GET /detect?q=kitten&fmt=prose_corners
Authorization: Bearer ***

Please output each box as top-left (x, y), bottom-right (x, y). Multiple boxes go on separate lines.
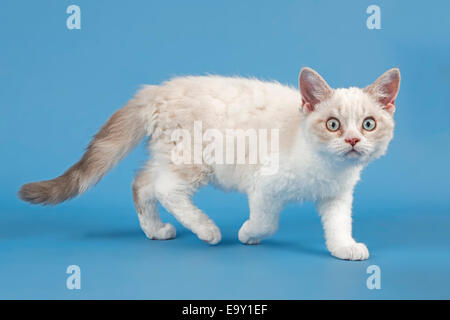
top-left (19, 67), bottom-right (400, 260)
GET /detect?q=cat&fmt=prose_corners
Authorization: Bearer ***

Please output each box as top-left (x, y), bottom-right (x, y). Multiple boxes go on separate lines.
top-left (18, 67), bottom-right (400, 260)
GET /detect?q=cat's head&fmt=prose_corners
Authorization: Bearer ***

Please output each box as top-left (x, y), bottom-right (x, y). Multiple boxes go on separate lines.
top-left (299, 67), bottom-right (400, 165)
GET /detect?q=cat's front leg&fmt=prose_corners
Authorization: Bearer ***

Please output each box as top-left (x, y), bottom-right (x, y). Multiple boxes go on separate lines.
top-left (238, 192), bottom-right (283, 245)
top-left (316, 193), bottom-right (369, 261)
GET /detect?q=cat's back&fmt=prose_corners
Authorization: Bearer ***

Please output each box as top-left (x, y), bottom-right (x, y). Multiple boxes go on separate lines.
top-left (161, 75), bottom-right (297, 100)
top-left (144, 75), bottom-right (301, 131)
top-left (158, 75), bottom-right (299, 112)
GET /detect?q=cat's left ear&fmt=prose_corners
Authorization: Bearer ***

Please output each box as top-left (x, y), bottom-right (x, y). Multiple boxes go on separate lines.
top-left (299, 67), bottom-right (333, 112)
top-left (364, 68), bottom-right (401, 115)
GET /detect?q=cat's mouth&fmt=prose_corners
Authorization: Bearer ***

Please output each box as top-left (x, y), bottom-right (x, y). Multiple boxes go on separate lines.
top-left (345, 149), bottom-right (361, 158)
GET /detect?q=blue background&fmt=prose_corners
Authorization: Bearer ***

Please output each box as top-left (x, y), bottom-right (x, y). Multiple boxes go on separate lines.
top-left (1, 0), bottom-right (449, 299)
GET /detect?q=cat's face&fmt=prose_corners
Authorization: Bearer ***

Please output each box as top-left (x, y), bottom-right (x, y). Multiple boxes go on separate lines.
top-left (299, 68), bottom-right (400, 165)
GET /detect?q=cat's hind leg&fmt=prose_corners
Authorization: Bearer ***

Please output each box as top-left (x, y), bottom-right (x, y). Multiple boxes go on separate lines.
top-left (238, 192), bottom-right (283, 245)
top-left (154, 167), bottom-right (221, 245)
top-left (133, 168), bottom-right (176, 240)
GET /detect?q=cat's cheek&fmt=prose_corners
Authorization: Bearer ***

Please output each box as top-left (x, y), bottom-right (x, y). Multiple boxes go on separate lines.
top-left (309, 121), bottom-right (335, 144)
top-left (369, 140), bottom-right (391, 159)
top-left (367, 127), bottom-right (394, 144)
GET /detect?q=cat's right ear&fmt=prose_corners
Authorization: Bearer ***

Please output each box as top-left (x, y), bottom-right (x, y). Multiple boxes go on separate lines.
top-left (364, 68), bottom-right (400, 115)
top-left (299, 67), bottom-right (333, 112)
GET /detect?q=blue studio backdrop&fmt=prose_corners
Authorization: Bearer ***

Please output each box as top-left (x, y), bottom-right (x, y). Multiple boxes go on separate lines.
top-left (1, 0), bottom-right (449, 299)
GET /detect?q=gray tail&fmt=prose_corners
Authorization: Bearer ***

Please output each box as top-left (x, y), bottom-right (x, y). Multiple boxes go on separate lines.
top-left (19, 99), bottom-right (147, 205)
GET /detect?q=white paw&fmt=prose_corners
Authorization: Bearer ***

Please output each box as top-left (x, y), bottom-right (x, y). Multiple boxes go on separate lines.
top-left (239, 235), bottom-right (261, 245)
top-left (142, 223), bottom-right (176, 240)
top-left (196, 224), bottom-right (222, 245)
top-left (153, 223), bottom-right (176, 240)
top-left (238, 221), bottom-right (261, 245)
top-left (331, 242), bottom-right (370, 261)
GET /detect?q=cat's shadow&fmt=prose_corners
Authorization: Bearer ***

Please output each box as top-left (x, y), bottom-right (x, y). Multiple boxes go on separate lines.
top-left (84, 228), bottom-right (188, 241)
top-left (260, 239), bottom-right (329, 257)
top-left (84, 228), bottom-right (150, 240)
top-left (84, 228), bottom-right (329, 258)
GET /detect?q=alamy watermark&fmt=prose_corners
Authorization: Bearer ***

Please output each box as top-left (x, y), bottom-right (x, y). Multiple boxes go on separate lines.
top-left (66, 5), bottom-right (81, 30)
top-left (366, 265), bottom-right (381, 290)
top-left (66, 265), bottom-right (81, 290)
top-left (366, 5), bottom-right (381, 30)
top-left (170, 121), bottom-right (280, 175)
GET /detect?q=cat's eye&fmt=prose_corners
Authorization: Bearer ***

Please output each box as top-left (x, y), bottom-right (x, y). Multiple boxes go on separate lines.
top-left (362, 117), bottom-right (376, 131)
top-left (326, 118), bottom-right (340, 132)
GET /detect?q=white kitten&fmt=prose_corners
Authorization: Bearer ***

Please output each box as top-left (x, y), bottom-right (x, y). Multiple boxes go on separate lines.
top-left (19, 67), bottom-right (400, 260)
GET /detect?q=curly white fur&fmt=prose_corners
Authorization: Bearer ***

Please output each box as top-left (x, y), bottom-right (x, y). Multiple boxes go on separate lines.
top-left (20, 67), bottom-right (400, 261)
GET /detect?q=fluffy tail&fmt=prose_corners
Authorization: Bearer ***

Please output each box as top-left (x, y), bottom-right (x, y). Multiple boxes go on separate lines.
top-left (19, 99), bottom-right (148, 205)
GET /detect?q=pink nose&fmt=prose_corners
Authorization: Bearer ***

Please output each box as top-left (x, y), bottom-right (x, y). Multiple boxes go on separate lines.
top-left (345, 138), bottom-right (360, 146)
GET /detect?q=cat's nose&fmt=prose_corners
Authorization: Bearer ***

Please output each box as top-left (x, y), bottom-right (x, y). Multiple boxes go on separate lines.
top-left (345, 137), bottom-right (360, 146)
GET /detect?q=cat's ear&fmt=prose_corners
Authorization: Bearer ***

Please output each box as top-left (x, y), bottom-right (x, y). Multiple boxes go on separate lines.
top-left (299, 67), bottom-right (333, 112)
top-left (364, 68), bottom-right (401, 115)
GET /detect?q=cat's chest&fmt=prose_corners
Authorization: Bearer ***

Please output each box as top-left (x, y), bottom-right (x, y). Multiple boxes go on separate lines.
top-left (263, 162), bottom-right (358, 202)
